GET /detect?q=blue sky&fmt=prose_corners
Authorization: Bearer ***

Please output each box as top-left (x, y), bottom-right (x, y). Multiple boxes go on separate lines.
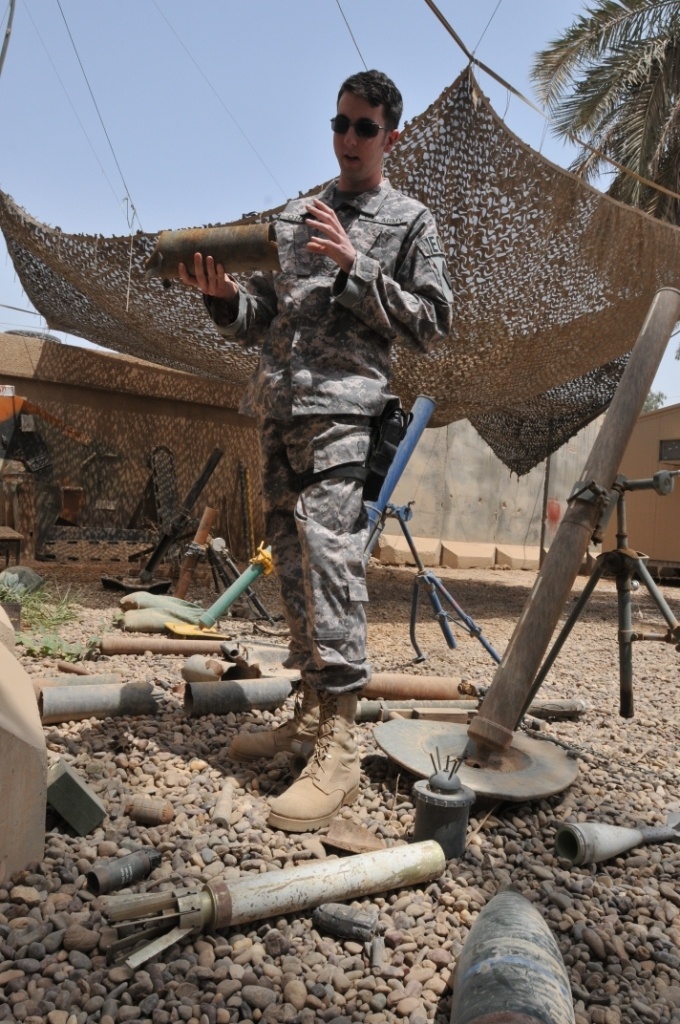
top-left (1, 0), bottom-right (679, 406)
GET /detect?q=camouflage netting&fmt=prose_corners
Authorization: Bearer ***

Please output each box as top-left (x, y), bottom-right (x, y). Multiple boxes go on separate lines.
top-left (3, 69), bottom-right (680, 475)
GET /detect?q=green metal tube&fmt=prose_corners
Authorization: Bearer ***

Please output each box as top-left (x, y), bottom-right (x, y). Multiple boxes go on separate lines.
top-left (199, 547), bottom-right (271, 628)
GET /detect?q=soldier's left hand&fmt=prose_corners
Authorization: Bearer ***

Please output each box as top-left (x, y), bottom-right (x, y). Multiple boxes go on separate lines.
top-left (305, 199), bottom-right (356, 273)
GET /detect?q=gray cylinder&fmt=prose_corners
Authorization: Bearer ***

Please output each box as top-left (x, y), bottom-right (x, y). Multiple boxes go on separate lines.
top-left (412, 777), bottom-right (475, 859)
top-left (37, 681), bottom-right (158, 724)
top-left (450, 888), bottom-right (574, 1024)
top-left (184, 677), bottom-right (293, 717)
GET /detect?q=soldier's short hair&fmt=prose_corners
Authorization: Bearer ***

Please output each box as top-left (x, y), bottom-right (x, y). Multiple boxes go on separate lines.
top-left (337, 70), bottom-right (403, 130)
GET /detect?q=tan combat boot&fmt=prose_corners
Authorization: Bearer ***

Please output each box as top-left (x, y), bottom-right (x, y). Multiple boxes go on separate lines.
top-left (227, 682), bottom-right (320, 763)
top-left (267, 691), bottom-right (360, 832)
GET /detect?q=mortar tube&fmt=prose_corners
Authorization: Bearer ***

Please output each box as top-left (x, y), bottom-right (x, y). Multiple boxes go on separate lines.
top-left (184, 677), bottom-right (294, 717)
top-left (205, 840), bottom-right (445, 930)
top-left (99, 635), bottom-right (229, 656)
top-left (467, 287), bottom-right (680, 757)
top-left (36, 681), bottom-right (158, 724)
top-left (198, 547), bottom-right (271, 629)
top-left (450, 888), bottom-right (575, 1024)
top-left (555, 821), bottom-right (679, 866)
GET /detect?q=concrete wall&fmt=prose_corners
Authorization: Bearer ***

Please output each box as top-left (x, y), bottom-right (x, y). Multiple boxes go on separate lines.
top-left (383, 414), bottom-right (604, 550)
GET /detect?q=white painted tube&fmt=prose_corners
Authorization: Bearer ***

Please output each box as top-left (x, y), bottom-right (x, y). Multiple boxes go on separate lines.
top-left (207, 840), bottom-right (445, 929)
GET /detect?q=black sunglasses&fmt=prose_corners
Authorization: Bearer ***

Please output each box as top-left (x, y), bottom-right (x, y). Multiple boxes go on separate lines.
top-left (330, 114), bottom-right (388, 139)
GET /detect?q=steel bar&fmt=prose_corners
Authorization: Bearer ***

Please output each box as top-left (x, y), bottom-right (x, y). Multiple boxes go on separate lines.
top-left (467, 287), bottom-right (680, 757)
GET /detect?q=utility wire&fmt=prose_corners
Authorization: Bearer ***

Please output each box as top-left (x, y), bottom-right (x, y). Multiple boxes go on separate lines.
top-left (150, 0), bottom-right (287, 201)
top-left (55, 0), bottom-right (143, 231)
top-left (22, 2), bottom-right (126, 219)
top-left (471, 0), bottom-right (504, 57)
top-left (1, 302), bottom-right (40, 315)
top-left (0, 0), bottom-right (15, 80)
top-left (335, 0), bottom-right (368, 70)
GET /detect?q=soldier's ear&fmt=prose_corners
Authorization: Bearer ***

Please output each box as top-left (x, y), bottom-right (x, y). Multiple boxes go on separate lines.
top-left (384, 129), bottom-right (400, 155)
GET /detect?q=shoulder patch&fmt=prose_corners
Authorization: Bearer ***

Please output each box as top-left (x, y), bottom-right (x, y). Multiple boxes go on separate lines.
top-left (418, 235), bottom-right (447, 259)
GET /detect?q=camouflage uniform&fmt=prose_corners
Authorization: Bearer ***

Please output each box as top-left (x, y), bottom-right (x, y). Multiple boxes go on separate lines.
top-left (206, 179), bottom-right (452, 693)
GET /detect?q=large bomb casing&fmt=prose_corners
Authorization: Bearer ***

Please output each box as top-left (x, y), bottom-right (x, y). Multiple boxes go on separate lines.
top-left (450, 888), bottom-right (574, 1024)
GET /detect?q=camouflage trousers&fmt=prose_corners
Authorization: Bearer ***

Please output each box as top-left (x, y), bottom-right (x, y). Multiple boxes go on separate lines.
top-left (260, 414), bottom-right (373, 694)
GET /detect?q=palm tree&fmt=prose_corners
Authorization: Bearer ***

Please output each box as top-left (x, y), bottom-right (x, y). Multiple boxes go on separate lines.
top-left (532, 0), bottom-right (680, 224)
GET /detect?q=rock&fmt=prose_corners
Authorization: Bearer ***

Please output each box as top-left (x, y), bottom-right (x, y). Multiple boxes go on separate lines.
top-left (283, 980), bottom-right (307, 1011)
top-left (241, 984), bottom-right (278, 1010)
top-left (63, 924), bottom-right (99, 952)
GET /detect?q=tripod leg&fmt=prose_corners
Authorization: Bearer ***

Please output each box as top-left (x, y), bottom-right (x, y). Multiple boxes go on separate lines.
top-left (430, 576), bottom-right (501, 664)
top-left (635, 559), bottom-right (680, 638)
top-left (409, 577), bottom-right (427, 662)
top-left (617, 564), bottom-right (634, 718)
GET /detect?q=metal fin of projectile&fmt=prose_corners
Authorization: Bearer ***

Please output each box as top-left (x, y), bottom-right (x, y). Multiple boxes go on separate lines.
top-left (126, 925), bottom-right (196, 970)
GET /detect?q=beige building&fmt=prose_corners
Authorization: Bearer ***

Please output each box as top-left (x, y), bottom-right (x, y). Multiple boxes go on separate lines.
top-left (602, 403), bottom-right (680, 577)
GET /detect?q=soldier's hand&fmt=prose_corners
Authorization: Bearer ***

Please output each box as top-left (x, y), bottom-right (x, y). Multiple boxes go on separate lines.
top-left (305, 199), bottom-right (356, 273)
top-left (178, 253), bottom-right (239, 300)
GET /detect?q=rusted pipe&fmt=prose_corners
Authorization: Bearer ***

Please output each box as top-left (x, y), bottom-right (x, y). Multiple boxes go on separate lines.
top-left (174, 506), bottom-right (218, 599)
top-left (365, 673), bottom-right (473, 700)
top-left (99, 635), bottom-right (229, 656)
top-left (145, 223), bottom-right (280, 280)
top-left (468, 287), bottom-right (680, 757)
top-left (36, 681), bottom-right (158, 724)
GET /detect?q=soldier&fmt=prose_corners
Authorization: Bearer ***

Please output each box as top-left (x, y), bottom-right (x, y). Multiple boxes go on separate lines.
top-left (179, 69), bottom-right (453, 832)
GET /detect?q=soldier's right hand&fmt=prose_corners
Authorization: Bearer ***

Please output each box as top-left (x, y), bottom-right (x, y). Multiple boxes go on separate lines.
top-left (178, 253), bottom-right (239, 301)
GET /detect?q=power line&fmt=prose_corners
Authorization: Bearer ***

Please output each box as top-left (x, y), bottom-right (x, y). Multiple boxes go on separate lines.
top-left (0, 302), bottom-right (39, 315)
top-left (471, 0), bottom-right (505, 57)
top-left (150, 0), bottom-right (288, 201)
top-left (334, 0), bottom-right (368, 70)
top-left (55, 0), bottom-right (142, 231)
top-left (22, 2), bottom-right (126, 219)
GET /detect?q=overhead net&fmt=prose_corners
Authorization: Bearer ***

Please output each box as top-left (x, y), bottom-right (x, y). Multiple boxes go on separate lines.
top-left (3, 69), bottom-right (680, 475)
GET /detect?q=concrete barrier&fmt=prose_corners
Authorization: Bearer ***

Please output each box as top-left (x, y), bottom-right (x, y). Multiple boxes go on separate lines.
top-left (441, 541), bottom-right (496, 569)
top-left (376, 535), bottom-right (441, 567)
top-left (494, 544), bottom-right (541, 570)
top-left (0, 641), bottom-right (47, 883)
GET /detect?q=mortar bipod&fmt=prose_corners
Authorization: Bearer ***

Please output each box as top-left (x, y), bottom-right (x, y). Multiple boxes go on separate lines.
top-left (520, 469), bottom-right (680, 721)
top-left (383, 499), bottom-right (501, 665)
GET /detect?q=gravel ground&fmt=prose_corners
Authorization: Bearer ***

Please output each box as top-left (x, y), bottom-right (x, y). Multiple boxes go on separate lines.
top-left (2, 556), bottom-right (680, 1024)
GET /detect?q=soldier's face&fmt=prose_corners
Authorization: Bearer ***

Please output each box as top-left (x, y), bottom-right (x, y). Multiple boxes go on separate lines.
top-left (333, 91), bottom-right (399, 192)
